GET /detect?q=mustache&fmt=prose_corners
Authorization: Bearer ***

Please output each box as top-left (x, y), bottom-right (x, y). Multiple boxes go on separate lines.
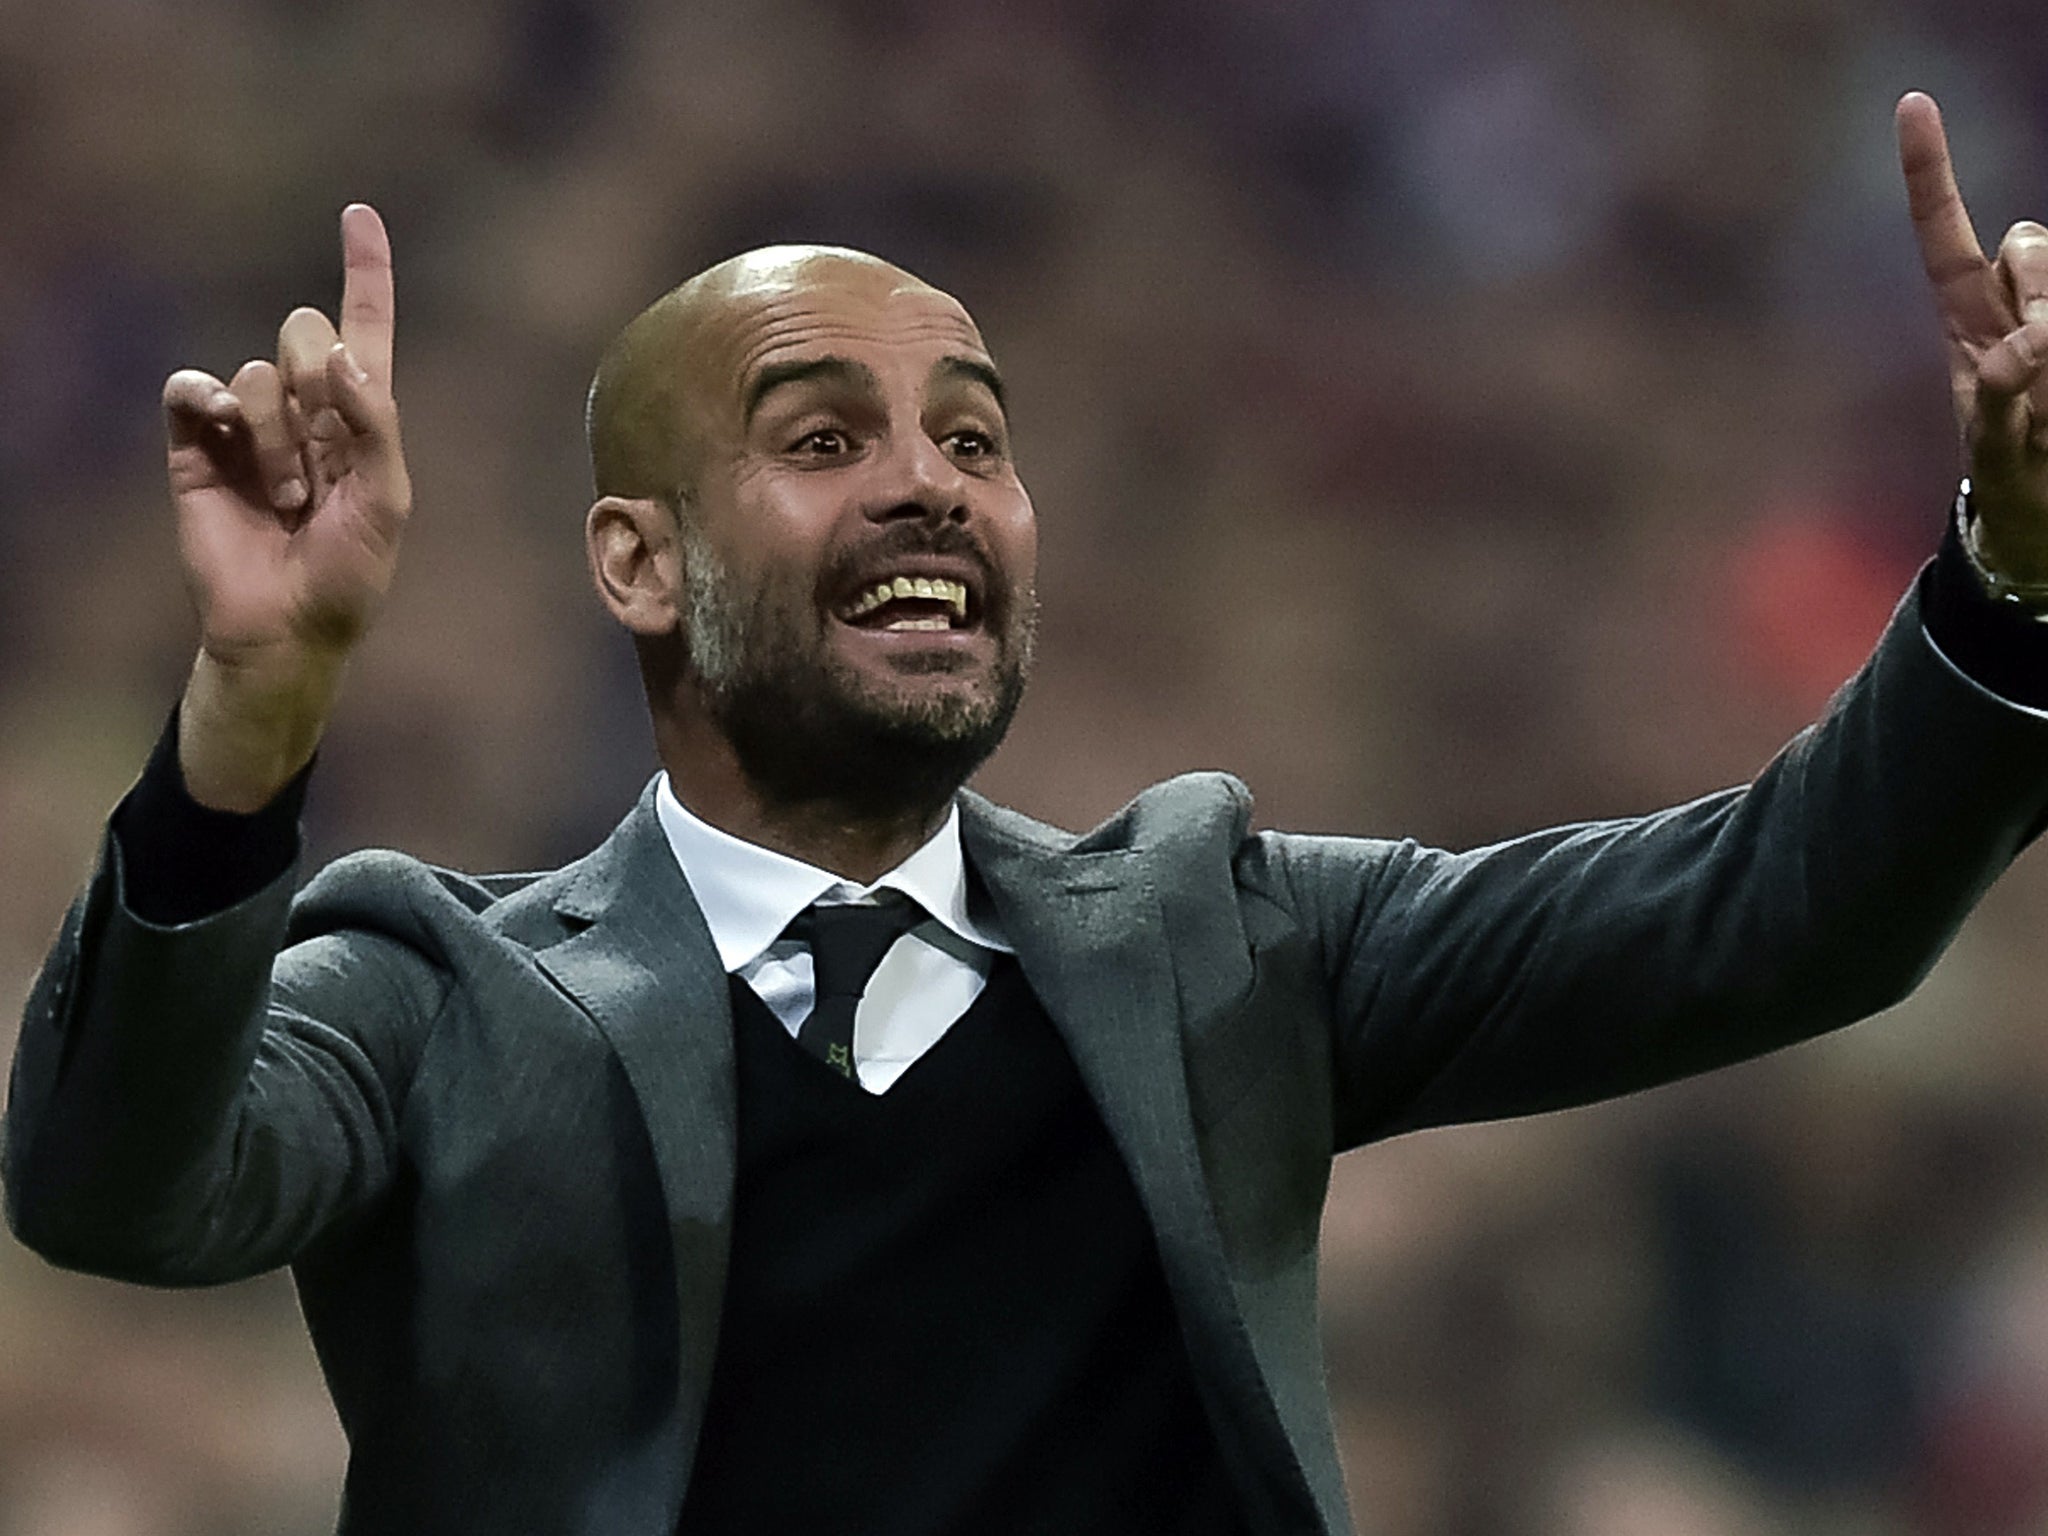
top-left (826, 521), bottom-right (1008, 604)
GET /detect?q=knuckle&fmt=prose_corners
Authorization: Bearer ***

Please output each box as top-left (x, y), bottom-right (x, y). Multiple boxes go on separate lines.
top-left (280, 306), bottom-right (337, 349)
top-left (2005, 229), bottom-right (2048, 265)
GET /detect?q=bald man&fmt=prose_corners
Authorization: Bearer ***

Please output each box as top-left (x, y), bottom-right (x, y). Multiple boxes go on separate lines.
top-left (582, 242), bottom-right (1040, 876)
top-left (12, 95), bottom-right (2048, 1536)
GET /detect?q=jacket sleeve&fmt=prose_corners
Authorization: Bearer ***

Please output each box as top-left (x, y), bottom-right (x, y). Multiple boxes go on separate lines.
top-left (1257, 566), bottom-right (2048, 1152)
top-left (3, 830), bottom-right (444, 1286)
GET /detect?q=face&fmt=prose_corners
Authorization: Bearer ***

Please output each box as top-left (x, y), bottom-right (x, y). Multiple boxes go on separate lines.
top-left (669, 256), bottom-right (1039, 814)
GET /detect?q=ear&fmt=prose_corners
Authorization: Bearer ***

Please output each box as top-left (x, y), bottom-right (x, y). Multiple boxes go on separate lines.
top-left (586, 495), bottom-right (680, 637)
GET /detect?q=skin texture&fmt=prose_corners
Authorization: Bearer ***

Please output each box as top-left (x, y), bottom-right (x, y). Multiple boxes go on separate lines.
top-left (160, 95), bottom-right (2048, 869)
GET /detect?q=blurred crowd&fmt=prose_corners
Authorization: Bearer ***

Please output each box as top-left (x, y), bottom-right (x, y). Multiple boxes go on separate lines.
top-left (4, 0), bottom-right (2048, 1531)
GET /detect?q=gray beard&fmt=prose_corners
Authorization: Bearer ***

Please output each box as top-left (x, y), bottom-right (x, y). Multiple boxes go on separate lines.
top-left (681, 525), bottom-right (748, 691)
top-left (678, 519), bottom-right (1033, 816)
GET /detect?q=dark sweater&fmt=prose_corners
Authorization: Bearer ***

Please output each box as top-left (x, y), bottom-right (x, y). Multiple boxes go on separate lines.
top-left (674, 966), bottom-right (1246, 1535)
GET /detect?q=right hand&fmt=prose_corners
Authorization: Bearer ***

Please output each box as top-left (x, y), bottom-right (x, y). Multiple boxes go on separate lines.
top-left (164, 204), bottom-right (410, 810)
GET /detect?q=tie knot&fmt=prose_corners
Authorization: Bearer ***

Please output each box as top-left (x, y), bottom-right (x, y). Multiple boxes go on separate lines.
top-left (799, 893), bottom-right (923, 1003)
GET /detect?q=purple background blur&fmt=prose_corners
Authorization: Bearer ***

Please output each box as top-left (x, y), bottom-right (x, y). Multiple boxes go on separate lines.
top-left (5, 1), bottom-right (2048, 1532)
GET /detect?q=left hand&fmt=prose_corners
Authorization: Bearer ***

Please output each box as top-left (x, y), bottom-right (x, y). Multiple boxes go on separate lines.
top-left (1898, 90), bottom-right (2048, 583)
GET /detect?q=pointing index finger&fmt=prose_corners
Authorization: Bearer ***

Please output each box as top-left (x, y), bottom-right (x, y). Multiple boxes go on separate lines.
top-left (1898, 91), bottom-right (2009, 342)
top-left (338, 203), bottom-right (395, 389)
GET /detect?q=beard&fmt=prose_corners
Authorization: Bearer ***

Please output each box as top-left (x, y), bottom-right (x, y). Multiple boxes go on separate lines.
top-left (679, 518), bottom-right (1035, 818)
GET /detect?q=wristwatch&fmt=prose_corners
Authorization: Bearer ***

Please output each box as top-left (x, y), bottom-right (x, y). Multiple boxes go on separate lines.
top-left (1956, 480), bottom-right (2048, 619)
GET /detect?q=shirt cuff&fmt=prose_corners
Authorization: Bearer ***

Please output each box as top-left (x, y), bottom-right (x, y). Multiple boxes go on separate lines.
top-left (109, 707), bottom-right (312, 926)
top-left (1920, 508), bottom-right (2048, 712)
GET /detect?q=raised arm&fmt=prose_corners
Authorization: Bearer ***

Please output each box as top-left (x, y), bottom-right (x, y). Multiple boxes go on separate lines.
top-left (3, 208), bottom-right (428, 1283)
top-left (167, 202), bottom-right (410, 810)
top-left (1263, 97), bottom-right (2048, 1149)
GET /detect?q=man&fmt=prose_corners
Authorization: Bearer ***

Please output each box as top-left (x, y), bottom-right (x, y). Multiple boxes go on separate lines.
top-left (6, 92), bottom-right (2048, 1535)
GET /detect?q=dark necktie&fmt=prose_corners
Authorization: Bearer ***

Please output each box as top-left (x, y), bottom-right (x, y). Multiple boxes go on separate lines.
top-left (794, 894), bottom-right (922, 1079)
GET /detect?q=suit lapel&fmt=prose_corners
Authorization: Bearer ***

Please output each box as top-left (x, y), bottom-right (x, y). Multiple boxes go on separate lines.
top-left (959, 794), bottom-right (1297, 1502)
top-left (534, 784), bottom-right (736, 1468)
top-left (962, 827), bottom-right (1215, 1262)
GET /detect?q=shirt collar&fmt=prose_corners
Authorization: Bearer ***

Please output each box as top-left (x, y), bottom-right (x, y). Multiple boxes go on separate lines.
top-left (654, 774), bottom-right (1012, 974)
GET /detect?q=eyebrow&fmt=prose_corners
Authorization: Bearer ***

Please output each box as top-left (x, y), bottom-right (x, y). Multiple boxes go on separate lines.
top-left (934, 354), bottom-right (1008, 418)
top-left (740, 351), bottom-right (1010, 429)
top-left (742, 356), bottom-right (878, 428)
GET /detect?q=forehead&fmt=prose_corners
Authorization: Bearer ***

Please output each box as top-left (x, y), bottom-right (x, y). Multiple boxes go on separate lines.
top-left (702, 260), bottom-right (992, 398)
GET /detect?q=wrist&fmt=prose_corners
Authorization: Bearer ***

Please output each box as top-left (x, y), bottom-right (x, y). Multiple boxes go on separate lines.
top-left (1956, 480), bottom-right (2048, 617)
top-left (178, 645), bottom-right (347, 812)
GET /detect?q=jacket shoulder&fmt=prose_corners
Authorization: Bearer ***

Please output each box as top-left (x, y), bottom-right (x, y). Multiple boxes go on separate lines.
top-left (284, 846), bottom-right (585, 956)
top-left (284, 782), bottom-right (669, 956)
top-left (963, 770), bottom-right (1255, 860)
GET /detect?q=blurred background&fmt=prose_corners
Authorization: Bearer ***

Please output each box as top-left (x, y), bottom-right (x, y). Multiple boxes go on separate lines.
top-left (2, 0), bottom-right (2047, 1531)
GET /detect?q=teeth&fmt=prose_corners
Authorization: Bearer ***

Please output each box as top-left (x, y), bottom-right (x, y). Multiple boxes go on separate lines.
top-left (886, 616), bottom-right (952, 631)
top-left (844, 576), bottom-right (971, 621)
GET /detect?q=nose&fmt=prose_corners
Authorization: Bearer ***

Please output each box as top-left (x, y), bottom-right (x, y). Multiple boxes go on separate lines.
top-left (865, 427), bottom-right (970, 526)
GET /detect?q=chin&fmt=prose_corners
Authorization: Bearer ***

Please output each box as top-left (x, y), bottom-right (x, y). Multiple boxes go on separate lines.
top-left (866, 675), bottom-right (1004, 740)
top-left (716, 663), bottom-right (1025, 817)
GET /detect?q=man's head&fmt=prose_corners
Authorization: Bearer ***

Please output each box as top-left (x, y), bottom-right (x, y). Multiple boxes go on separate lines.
top-left (584, 246), bottom-right (1037, 824)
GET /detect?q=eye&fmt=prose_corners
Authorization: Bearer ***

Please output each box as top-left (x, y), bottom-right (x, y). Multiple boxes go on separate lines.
top-left (793, 428), bottom-right (853, 456)
top-left (945, 429), bottom-right (1000, 460)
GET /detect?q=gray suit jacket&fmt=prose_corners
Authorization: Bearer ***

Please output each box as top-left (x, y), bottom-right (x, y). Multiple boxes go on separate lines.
top-left (9, 582), bottom-right (2048, 1535)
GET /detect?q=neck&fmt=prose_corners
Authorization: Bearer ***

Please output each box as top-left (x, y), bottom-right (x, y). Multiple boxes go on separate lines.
top-left (658, 727), bottom-right (952, 885)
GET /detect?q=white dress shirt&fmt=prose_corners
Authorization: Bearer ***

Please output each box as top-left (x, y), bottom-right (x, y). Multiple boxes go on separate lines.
top-left (654, 776), bottom-right (1013, 1093)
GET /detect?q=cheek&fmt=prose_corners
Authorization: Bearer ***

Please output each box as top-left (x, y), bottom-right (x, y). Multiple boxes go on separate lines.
top-left (995, 485), bottom-right (1039, 584)
top-left (726, 473), bottom-right (844, 575)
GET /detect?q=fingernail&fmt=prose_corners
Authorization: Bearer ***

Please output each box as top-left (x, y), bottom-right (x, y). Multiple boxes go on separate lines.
top-left (277, 477), bottom-right (308, 509)
top-left (339, 345), bottom-right (368, 384)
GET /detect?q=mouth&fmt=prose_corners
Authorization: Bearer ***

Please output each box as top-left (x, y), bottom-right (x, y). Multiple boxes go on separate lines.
top-left (836, 573), bottom-right (976, 634)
